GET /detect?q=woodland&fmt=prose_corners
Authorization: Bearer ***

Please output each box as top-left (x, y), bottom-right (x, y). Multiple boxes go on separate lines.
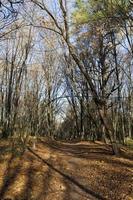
top-left (0, 0), bottom-right (133, 199)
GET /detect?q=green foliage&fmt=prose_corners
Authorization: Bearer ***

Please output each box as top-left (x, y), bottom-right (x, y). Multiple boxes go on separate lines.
top-left (73, 0), bottom-right (131, 25)
top-left (73, 0), bottom-right (89, 24)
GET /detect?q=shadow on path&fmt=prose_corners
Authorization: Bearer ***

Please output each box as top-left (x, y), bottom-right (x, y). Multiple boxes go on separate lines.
top-left (40, 140), bottom-right (113, 156)
top-left (0, 152), bottom-right (23, 199)
top-left (28, 147), bottom-right (105, 200)
top-left (40, 140), bottom-right (133, 168)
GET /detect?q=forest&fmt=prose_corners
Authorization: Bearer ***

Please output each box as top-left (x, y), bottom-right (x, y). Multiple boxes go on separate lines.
top-left (0, 0), bottom-right (133, 199)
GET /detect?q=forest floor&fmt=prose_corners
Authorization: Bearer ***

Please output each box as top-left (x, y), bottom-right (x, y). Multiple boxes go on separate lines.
top-left (0, 139), bottom-right (133, 200)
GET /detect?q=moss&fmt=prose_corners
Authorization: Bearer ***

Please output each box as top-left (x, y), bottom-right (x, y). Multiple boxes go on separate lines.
top-left (125, 137), bottom-right (133, 149)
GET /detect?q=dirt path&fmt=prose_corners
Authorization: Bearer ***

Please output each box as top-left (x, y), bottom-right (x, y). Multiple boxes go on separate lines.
top-left (0, 140), bottom-right (133, 200)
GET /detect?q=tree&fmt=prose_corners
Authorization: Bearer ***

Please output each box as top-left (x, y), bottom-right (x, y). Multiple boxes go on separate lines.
top-left (29, 0), bottom-right (133, 154)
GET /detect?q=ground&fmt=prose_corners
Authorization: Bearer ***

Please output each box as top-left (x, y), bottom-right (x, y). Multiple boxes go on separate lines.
top-left (0, 139), bottom-right (133, 200)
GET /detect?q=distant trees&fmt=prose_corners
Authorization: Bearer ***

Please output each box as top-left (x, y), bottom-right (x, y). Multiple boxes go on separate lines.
top-left (0, 21), bottom-right (63, 140)
top-left (0, 25), bottom-right (32, 138)
top-left (28, 0), bottom-right (133, 154)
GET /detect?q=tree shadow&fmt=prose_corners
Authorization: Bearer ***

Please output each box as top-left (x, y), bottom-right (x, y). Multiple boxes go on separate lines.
top-left (63, 179), bottom-right (95, 200)
top-left (40, 140), bottom-right (113, 155)
top-left (28, 147), bottom-right (105, 200)
top-left (36, 168), bottom-right (53, 200)
top-left (0, 152), bottom-right (24, 199)
top-left (21, 157), bottom-right (35, 200)
top-left (40, 140), bottom-right (133, 168)
top-left (1, 140), bottom-right (131, 199)
top-left (14, 153), bottom-right (53, 200)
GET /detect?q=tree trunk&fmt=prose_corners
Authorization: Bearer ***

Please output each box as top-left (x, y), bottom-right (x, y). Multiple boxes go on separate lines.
top-left (98, 104), bottom-right (120, 155)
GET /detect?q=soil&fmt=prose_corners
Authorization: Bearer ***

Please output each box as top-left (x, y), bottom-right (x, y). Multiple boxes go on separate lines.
top-left (0, 139), bottom-right (133, 200)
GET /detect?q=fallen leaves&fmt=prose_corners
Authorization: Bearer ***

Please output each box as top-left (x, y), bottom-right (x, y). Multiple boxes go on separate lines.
top-left (0, 140), bottom-right (132, 200)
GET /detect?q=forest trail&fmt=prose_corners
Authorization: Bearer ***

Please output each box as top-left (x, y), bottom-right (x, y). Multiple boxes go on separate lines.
top-left (0, 139), bottom-right (133, 200)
